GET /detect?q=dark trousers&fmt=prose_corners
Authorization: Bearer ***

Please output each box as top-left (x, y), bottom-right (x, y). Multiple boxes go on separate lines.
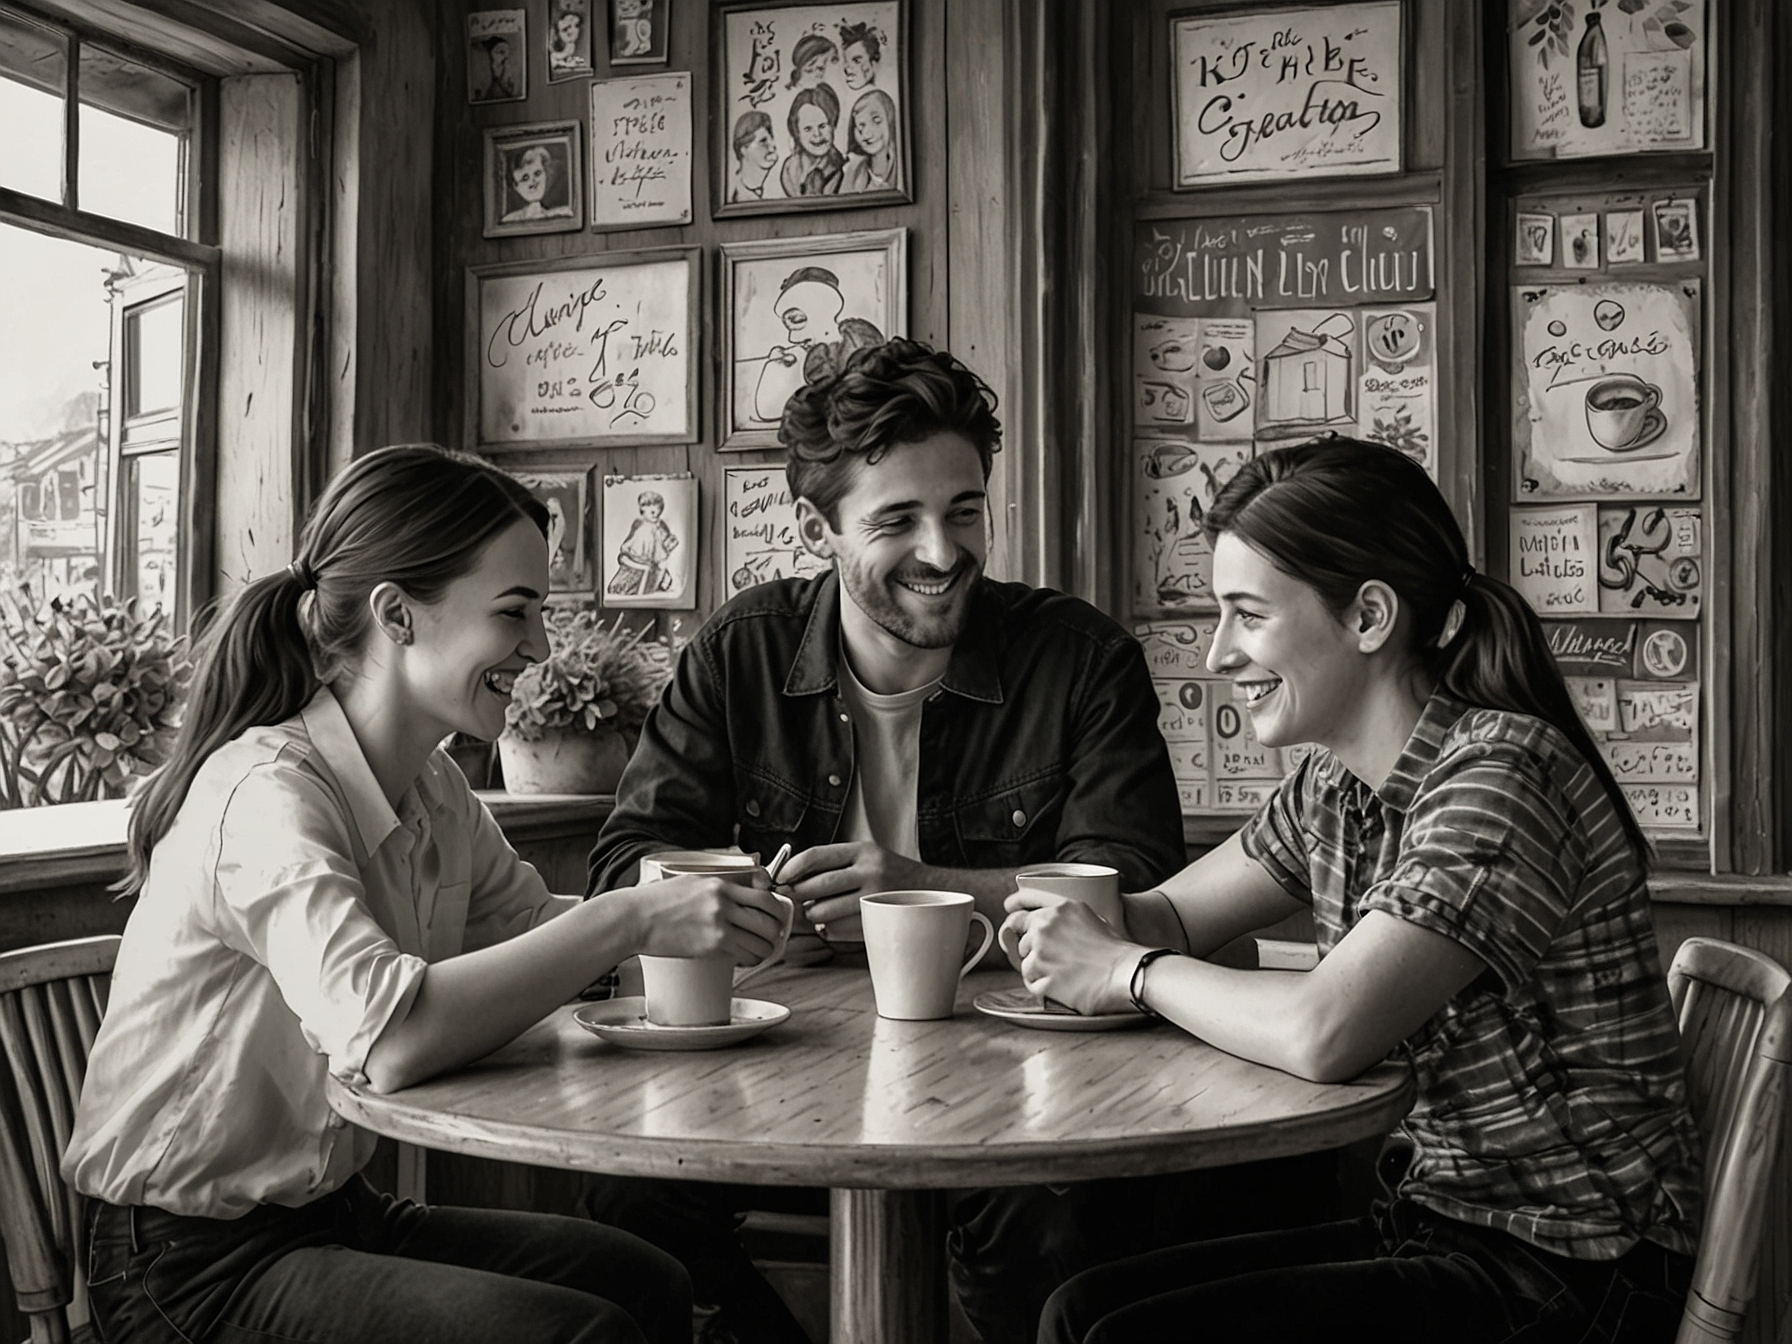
top-left (87, 1174), bottom-right (692, 1344)
top-left (1039, 1198), bottom-right (1694, 1344)
top-left (579, 1151), bottom-right (1337, 1344)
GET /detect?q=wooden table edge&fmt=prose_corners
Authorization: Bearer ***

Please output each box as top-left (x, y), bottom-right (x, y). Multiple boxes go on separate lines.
top-left (326, 1063), bottom-right (1415, 1190)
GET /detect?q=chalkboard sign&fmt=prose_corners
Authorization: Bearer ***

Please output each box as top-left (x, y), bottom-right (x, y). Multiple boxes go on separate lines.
top-left (1170, 2), bottom-right (1403, 187)
top-left (466, 248), bottom-right (699, 449)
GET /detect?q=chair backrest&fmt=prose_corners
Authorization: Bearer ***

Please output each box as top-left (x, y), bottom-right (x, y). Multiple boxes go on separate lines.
top-left (0, 936), bottom-right (119, 1344)
top-left (1670, 936), bottom-right (1792, 1344)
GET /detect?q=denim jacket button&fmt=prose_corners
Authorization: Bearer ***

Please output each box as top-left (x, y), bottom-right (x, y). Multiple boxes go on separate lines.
top-left (828, 773), bottom-right (843, 788)
top-left (746, 799), bottom-right (761, 817)
top-left (1012, 809), bottom-right (1027, 829)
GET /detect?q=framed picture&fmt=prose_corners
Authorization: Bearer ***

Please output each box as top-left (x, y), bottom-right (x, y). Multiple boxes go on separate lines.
top-left (513, 471), bottom-right (593, 594)
top-left (720, 227), bottom-right (906, 450)
top-left (546, 0), bottom-right (595, 82)
top-left (601, 472), bottom-right (697, 609)
top-left (589, 73), bottom-right (692, 229)
top-left (468, 9), bottom-right (527, 104)
top-left (609, 0), bottom-right (671, 65)
top-left (713, 0), bottom-right (909, 217)
top-left (466, 247), bottom-right (700, 450)
top-left (482, 121), bottom-right (584, 238)
top-left (1169, 2), bottom-right (1402, 187)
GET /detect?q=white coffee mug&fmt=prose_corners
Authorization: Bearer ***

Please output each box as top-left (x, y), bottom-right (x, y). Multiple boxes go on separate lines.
top-left (859, 890), bottom-right (996, 1021)
top-left (641, 853), bottom-right (795, 998)
top-left (1014, 862), bottom-right (1124, 929)
top-left (638, 954), bottom-right (737, 1026)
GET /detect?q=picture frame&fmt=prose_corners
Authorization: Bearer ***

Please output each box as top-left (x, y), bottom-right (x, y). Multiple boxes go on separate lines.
top-left (468, 9), bottom-right (527, 104)
top-left (466, 246), bottom-right (701, 450)
top-left (712, 0), bottom-right (910, 217)
top-left (512, 470), bottom-right (594, 594)
top-left (1169, 2), bottom-right (1403, 187)
top-left (601, 472), bottom-right (698, 609)
top-left (482, 120), bottom-right (585, 239)
top-left (545, 0), bottom-right (596, 82)
top-left (608, 0), bottom-right (671, 65)
top-left (720, 227), bottom-right (906, 450)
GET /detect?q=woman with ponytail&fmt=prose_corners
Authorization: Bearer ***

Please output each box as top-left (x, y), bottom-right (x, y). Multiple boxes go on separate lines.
top-left (63, 445), bottom-right (788, 1344)
top-left (1009, 438), bottom-right (1702, 1344)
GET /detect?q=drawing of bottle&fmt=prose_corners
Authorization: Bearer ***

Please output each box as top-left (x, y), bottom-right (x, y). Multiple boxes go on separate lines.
top-left (1577, 11), bottom-right (1608, 128)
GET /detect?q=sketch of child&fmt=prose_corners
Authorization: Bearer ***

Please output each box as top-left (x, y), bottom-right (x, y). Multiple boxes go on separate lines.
top-left (500, 144), bottom-right (573, 223)
top-left (839, 21), bottom-right (881, 90)
top-left (841, 88), bottom-right (897, 193)
top-left (779, 84), bottom-right (844, 197)
top-left (729, 110), bottom-right (779, 202)
top-left (613, 0), bottom-right (654, 59)
top-left (788, 32), bottom-right (838, 89)
top-left (607, 490), bottom-right (678, 596)
top-left (548, 8), bottom-right (586, 73)
top-left (751, 267), bottom-right (886, 422)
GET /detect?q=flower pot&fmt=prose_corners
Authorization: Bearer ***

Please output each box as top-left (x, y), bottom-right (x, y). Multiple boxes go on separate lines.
top-left (497, 727), bottom-right (631, 795)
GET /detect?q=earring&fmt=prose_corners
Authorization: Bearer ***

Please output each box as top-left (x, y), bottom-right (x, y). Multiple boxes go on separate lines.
top-left (393, 625), bottom-right (414, 646)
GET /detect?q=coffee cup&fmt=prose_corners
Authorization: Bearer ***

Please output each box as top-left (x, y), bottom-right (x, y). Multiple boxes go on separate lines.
top-left (644, 855), bottom-right (796, 999)
top-left (1584, 374), bottom-right (1662, 451)
top-left (859, 890), bottom-right (996, 1021)
top-left (1014, 862), bottom-right (1124, 930)
top-left (638, 952), bottom-right (737, 1027)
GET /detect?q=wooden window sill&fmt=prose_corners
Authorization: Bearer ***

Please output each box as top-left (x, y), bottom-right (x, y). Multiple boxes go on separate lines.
top-left (0, 792), bottom-right (615, 896)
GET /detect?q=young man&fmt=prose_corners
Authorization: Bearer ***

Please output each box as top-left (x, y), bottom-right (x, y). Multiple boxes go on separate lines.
top-left (584, 339), bottom-right (1318, 1344)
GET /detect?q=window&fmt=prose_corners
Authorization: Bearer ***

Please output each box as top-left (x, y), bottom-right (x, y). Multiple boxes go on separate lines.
top-left (0, 2), bottom-right (211, 627)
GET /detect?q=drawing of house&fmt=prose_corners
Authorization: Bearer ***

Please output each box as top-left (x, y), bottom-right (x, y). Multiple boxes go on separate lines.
top-left (1260, 313), bottom-right (1354, 427)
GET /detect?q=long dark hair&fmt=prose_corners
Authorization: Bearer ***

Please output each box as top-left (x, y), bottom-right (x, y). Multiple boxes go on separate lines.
top-left (1204, 437), bottom-right (1651, 865)
top-left (122, 444), bottom-right (548, 893)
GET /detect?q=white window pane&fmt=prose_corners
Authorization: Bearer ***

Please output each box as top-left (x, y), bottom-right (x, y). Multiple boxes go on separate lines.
top-left (131, 451), bottom-right (179, 614)
top-left (77, 45), bottom-right (191, 235)
top-left (126, 294), bottom-right (184, 417)
top-left (0, 76), bottom-right (64, 202)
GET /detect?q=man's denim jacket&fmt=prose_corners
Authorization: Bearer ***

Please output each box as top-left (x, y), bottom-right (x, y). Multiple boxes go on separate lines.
top-left (586, 572), bottom-right (1186, 895)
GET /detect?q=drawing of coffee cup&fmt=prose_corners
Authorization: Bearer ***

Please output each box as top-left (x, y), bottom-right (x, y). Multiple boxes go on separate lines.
top-left (1584, 374), bottom-right (1663, 451)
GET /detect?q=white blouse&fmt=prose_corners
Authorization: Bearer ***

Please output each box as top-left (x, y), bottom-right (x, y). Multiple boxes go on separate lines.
top-left (63, 687), bottom-right (576, 1217)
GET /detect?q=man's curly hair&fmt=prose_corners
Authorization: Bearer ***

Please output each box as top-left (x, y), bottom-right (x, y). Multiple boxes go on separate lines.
top-left (779, 337), bottom-right (1002, 526)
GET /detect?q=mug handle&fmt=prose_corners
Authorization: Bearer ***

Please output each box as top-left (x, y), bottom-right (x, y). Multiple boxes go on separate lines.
top-left (733, 891), bottom-right (797, 990)
top-left (957, 911), bottom-right (996, 982)
top-left (1641, 382), bottom-right (1663, 413)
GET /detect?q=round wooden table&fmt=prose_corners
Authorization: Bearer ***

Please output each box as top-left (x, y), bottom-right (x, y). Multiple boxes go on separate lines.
top-left (328, 962), bottom-right (1413, 1343)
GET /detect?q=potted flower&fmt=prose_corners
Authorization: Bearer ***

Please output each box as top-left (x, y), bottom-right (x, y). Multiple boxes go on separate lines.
top-left (0, 590), bottom-right (192, 808)
top-left (497, 606), bottom-right (671, 795)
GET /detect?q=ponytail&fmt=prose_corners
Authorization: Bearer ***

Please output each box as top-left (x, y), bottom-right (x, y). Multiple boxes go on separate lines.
top-left (119, 444), bottom-right (548, 896)
top-left (1206, 437), bottom-right (1652, 869)
top-left (121, 570), bottom-right (318, 892)
top-left (1437, 573), bottom-right (1652, 865)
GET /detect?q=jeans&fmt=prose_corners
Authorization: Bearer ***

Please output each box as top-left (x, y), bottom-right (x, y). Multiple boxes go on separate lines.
top-left (1039, 1197), bottom-right (1694, 1344)
top-left (580, 1151), bottom-right (1336, 1344)
top-left (87, 1174), bottom-right (692, 1344)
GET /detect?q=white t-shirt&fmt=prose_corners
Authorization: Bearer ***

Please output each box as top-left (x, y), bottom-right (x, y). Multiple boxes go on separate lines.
top-left (837, 651), bottom-right (941, 860)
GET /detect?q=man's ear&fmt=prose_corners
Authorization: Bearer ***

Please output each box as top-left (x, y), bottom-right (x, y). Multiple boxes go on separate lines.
top-left (793, 497), bottom-right (838, 561)
top-left (368, 582), bottom-right (415, 648)
top-left (1351, 580), bottom-right (1400, 654)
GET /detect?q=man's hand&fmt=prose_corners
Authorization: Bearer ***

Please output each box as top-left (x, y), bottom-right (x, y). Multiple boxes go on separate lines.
top-left (1000, 888), bottom-right (1141, 1017)
top-left (775, 841), bottom-right (929, 941)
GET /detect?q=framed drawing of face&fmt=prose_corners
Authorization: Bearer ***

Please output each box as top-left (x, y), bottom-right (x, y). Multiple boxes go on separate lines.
top-left (468, 9), bottom-right (527, 104)
top-left (483, 121), bottom-right (584, 238)
top-left (713, 0), bottom-right (909, 217)
top-left (720, 227), bottom-right (906, 450)
top-left (546, 0), bottom-right (595, 81)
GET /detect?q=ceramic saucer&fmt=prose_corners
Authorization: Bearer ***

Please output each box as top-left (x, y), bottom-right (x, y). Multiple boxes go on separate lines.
top-left (971, 987), bottom-right (1153, 1033)
top-left (1604, 407), bottom-right (1667, 453)
top-left (573, 997), bottom-right (790, 1051)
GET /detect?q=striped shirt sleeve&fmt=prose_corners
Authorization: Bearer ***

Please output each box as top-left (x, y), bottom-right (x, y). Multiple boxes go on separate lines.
top-left (1362, 737), bottom-right (1588, 993)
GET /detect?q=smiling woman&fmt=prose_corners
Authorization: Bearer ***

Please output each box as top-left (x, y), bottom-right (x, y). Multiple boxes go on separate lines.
top-left (60, 443), bottom-right (794, 1344)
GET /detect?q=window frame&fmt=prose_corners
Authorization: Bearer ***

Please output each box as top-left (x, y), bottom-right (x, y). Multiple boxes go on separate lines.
top-left (0, 0), bottom-right (219, 632)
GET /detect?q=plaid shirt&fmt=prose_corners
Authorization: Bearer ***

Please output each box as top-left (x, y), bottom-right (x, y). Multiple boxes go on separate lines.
top-left (1241, 689), bottom-right (1702, 1260)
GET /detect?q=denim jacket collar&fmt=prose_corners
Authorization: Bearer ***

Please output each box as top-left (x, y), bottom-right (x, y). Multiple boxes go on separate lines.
top-left (783, 570), bottom-right (1004, 705)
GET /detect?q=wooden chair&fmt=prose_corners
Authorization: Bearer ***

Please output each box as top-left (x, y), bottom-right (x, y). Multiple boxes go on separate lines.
top-left (1670, 936), bottom-right (1792, 1344)
top-left (0, 936), bottom-right (119, 1344)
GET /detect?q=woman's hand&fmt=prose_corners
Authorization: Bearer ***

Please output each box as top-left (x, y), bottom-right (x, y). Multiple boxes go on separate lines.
top-left (629, 873), bottom-right (791, 966)
top-left (1000, 889), bottom-right (1144, 1017)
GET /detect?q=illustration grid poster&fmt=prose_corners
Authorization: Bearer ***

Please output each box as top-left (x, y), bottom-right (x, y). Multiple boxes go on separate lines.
top-left (1509, 0), bottom-right (1706, 161)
